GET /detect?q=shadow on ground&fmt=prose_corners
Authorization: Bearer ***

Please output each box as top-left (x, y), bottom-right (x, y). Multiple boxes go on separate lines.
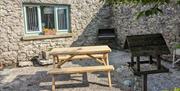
top-left (0, 69), bottom-right (121, 91)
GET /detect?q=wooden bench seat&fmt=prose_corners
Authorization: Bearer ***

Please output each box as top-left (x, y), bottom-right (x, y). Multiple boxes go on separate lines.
top-left (48, 65), bottom-right (114, 91)
top-left (48, 65), bottom-right (114, 74)
top-left (57, 54), bottom-right (103, 60)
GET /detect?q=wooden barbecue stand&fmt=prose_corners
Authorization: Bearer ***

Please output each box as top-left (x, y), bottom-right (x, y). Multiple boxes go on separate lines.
top-left (48, 45), bottom-right (114, 91)
top-left (124, 33), bottom-right (170, 91)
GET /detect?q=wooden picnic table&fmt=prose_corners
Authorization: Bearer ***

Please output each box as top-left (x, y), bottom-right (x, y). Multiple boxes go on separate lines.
top-left (49, 45), bottom-right (112, 67)
top-left (48, 45), bottom-right (114, 91)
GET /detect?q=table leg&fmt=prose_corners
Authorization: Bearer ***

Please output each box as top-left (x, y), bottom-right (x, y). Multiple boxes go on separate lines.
top-left (142, 74), bottom-right (147, 91)
top-left (149, 56), bottom-right (153, 64)
top-left (107, 71), bottom-right (112, 87)
top-left (157, 55), bottom-right (161, 69)
top-left (103, 54), bottom-right (109, 65)
top-left (136, 56), bottom-right (140, 72)
top-left (53, 56), bottom-right (56, 68)
top-left (52, 75), bottom-right (56, 91)
top-left (56, 56), bottom-right (62, 68)
top-left (131, 56), bottom-right (134, 66)
top-left (104, 53), bottom-right (112, 87)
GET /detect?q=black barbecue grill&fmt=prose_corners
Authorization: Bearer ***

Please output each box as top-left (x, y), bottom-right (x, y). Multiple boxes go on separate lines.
top-left (97, 28), bottom-right (116, 40)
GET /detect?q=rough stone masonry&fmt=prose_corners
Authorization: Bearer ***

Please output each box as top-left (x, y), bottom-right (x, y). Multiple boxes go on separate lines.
top-left (0, 0), bottom-right (112, 65)
top-left (0, 0), bottom-right (180, 65)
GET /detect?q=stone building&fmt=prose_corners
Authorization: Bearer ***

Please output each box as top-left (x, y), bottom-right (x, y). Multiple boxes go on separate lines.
top-left (0, 0), bottom-right (179, 65)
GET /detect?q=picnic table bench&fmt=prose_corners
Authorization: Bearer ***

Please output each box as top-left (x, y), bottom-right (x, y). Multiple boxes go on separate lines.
top-left (48, 45), bottom-right (114, 91)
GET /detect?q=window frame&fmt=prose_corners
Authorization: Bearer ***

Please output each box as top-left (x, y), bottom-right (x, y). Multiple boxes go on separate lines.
top-left (55, 6), bottom-right (70, 32)
top-left (23, 5), bottom-right (42, 34)
top-left (23, 4), bottom-right (70, 35)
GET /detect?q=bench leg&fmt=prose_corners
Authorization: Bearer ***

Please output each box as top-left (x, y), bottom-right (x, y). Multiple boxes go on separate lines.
top-left (107, 71), bottom-right (112, 87)
top-left (53, 56), bottom-right (55, 68)
top-left (52, 75), bottom-right (56, 91)
top-left (82, 73), bottom-right (88, 85)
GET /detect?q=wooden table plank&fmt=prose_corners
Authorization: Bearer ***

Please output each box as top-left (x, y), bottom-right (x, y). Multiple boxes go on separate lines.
top-left (48, 65), bottom-right (114, 74)
top-left (49, 45), bottom-right (111, 55)
top-left (57, 54), bottom-right (103, 60)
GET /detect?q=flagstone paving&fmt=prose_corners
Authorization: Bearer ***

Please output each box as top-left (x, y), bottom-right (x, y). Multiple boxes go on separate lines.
top-left (0, 50), bottom-right (180, 91)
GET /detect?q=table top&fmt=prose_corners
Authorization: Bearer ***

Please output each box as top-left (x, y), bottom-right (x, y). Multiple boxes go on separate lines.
top-left (49, 45), bottom-right (111, 55)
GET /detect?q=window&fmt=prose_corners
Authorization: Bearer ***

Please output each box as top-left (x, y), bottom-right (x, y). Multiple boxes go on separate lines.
top-left (55, 7), bottom-right (68, 31)
top-left (23, 4), bottom-right (70, 34)
top-left (24, 6), bottom-right (42, 33)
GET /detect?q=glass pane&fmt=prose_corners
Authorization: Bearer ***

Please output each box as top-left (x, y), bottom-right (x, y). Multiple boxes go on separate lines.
top-left (41, 6), bottom-right (55, 29)
top-left (26, 6), bottom-right (39, 32)
top-left (57, 9), bottom-right (67, 30)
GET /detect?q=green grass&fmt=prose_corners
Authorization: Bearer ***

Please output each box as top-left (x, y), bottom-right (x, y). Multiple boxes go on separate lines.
top-left (162, 88), bottom-right (180, 91)
top-left (174, 87), bottom-right (180, 91)
top-left (176, 44), bottom-right (180, 49)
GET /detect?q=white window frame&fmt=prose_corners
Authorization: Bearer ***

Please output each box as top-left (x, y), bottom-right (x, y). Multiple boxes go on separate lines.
top-left (55, 6), bottom-right (69, 32)
top-left (23, 5), bottom-right (70, 34)
top-left (23, 5), bottom-right (42, 34)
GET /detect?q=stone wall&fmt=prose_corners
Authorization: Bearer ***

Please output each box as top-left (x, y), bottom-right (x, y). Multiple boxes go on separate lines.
top-left (1, 0), bottom-right (180, 65)
top-left (112, 4), bottom-right (180, 47)
top-left (0, 0), bottom-right (112, 65)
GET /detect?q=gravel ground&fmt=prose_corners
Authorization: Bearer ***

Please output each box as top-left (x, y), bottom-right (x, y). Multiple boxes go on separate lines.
top-left (0, 50), bottom-right (180, 91)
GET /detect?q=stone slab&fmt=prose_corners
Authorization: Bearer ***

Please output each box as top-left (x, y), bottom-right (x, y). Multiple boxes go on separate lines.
top-left (18, 61), bottom-right (33, 67)
top-left (37, 59), bottom-right (53, 65)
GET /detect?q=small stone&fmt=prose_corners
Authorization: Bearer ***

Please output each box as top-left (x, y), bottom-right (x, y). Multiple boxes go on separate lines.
top-left (18, 61), bottom-right (33, 67)
top-left (0, 69), bottom-right (11, 75)
top-left (42, 51), bottom-right (49, 60)
top-left (123, 79), bottom-right (134, 87)
top-left (37, 59), bottom-right (53, 65)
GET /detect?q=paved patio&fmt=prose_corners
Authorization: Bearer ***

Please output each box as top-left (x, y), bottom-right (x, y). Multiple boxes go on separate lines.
top-left (0, 50), bottom-right (180, 91)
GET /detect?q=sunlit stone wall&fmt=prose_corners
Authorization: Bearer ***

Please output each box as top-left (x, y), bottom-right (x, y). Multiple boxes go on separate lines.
top-left (112, 4), bottom-right (180, 47)
top-left (0, 0), bottom-right (179, 65)
top-left (0, 0), bottom-right (112, 65)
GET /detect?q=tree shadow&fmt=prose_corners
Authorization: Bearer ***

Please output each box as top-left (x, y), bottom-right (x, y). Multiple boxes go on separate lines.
top-left (0, 74), bottom-right (7, 84)
top-left (70, 4), bottom-right (114, 47)
top-left (69, 4), bottom-right (114, 66)
top-left (0, 70), bottom-right (118, 91)
top-left (0, 68), bottom-right (11, 85)
top-left (65, 4), bottom-right (120, 88)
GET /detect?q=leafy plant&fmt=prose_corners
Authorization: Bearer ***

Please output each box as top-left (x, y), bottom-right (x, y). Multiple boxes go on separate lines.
top-left (47, 47), bottom-right (53, 51)
top-left (101, 0), bottom-right (179, 19)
